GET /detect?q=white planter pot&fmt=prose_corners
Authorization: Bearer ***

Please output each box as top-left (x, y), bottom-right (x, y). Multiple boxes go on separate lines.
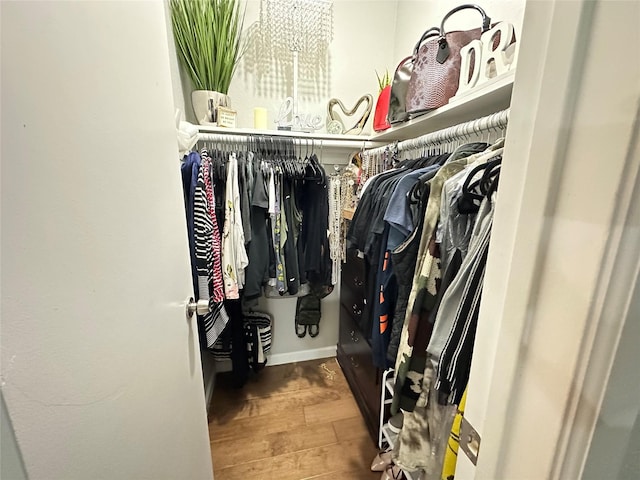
top-left (191, 90), bottom-right (230, 126)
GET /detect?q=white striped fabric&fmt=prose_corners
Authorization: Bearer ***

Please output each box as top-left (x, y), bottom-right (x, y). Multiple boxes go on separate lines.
top-left (194, 158), bottom-right (229, 347)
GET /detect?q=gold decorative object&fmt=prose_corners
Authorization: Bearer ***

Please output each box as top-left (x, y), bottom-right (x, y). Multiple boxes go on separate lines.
top-left (327, 94), bottom-right (373, 135)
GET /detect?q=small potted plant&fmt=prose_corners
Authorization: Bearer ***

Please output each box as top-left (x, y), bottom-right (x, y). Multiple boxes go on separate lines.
top-left (373, 70), bottom-right (392, 132)
top-left (170, 0), bottom-right (245, 125)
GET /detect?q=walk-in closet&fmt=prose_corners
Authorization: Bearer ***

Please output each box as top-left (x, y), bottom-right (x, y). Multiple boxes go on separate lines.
top-left (1, 1), bottom-right (638, 480)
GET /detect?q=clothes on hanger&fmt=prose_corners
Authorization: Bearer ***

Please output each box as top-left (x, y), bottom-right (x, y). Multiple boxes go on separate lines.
top-left (391, 174), bottom-right (500, 475)
top-left (193, 156), bottom-right (229, 348)
top-left (181, 137), bottom-right (337, 384)
top-left (222, 152), bottom-right (249, 299)
top-left (356, 135), bottom-right (503, 476)
top-left (393, 145), bottom-right (503, 414)
top-left (181, 151), bottom-right (202, 296)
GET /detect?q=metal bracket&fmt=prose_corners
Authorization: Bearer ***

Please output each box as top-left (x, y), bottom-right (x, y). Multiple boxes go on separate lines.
top-left (460, 416), bottom-right (481, 466)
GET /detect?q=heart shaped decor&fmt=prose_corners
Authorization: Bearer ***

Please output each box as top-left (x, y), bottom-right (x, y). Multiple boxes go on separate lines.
top-left (326, 94), bottom-right (373, 135)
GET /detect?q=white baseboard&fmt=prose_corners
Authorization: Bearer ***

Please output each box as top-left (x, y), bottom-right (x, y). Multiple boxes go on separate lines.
top-left (212, 346), bottom-right (337, 374)
top-left (267, 346), bottom-right (337, 366)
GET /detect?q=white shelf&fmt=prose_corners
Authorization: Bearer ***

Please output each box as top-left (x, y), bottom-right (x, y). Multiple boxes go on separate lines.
top-left (371, 71), bottom-right (515, 142)
top-left (385, 376), bottom-right (394, 396)
top-left (197, 73), bottom-right (514, 149)
top-left (382, 423), bottom-right (397, 448)
top-left (197, 72), bottom-right (514, 155)
top-left (381, 425), bottom-right (420, 480)
top-left (380, 370), bottom-right (420, 480)
top-left (197, 125), bottom-right (383, 150)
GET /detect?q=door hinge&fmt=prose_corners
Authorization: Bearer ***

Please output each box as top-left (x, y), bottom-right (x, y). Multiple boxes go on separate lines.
top-left (460, 416), bottom-right (481, 466)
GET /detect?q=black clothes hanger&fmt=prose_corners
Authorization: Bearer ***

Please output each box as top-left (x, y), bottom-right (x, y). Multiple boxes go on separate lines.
top-left (457, 157), bottom-right (502, 214)
top-left (484, 170), bottom-right (500, 198)
top-left (409, 180), bottom-right (422, 206)
top-left (479, 157), bottom-right (501, 196)
top-left (311, 153), bottom-right (326, 184)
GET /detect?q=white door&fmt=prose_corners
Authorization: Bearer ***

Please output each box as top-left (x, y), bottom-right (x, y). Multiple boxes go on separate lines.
top-left (0, 2), bottom-right (213, 479)
top-left (457, 0), bottom-right (640, 478)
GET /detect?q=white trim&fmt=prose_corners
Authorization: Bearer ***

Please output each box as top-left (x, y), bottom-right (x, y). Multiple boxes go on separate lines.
top-left (267, 346), bottom-right (337, 366)
top-left (204, 363), bottom-right (217, 416)
top-left (212, 346), bottom-right (337, 373)
top-left (459, 1), bottom-right (592, 476)
top-left (460, 0), bottom-right (640, 478)
top-left (554, 112), bottom-right (640, 479)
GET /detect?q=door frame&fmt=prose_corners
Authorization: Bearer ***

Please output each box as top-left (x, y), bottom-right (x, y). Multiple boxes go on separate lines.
top-left (457, 0), bottom-right (640, 478)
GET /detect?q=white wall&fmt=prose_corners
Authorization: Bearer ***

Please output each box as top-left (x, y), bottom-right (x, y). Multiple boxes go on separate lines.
top-left (392, 0), bottom-right (525, 63)
top-left (258, 288), bottom-right (340, 364)
top-left (172, 0), bottom-right (398, 133)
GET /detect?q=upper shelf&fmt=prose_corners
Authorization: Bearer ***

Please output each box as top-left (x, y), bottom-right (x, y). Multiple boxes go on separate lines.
top-left (197, 125), bottom-right (380, 150)
top-left (371, 71), bottom-right (515, 142)
top-left (196, 71), bottom-right (515, 148)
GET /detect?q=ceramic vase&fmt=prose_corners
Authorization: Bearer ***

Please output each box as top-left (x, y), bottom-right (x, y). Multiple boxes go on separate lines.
top-left (192, 90), bottom-right (230, 126)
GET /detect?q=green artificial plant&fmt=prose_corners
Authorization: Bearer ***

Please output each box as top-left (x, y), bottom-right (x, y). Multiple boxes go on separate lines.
top-left (376, 70), bottom-right (391, 93)
top-left (170, 0), bottom-right (246, 94)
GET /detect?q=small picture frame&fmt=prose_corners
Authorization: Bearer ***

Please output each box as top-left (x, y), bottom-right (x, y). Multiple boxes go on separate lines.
top-left (217, 106), bottom-right (237, 128)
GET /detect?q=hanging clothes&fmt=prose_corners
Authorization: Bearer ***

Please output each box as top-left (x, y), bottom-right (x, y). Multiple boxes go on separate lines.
top-left (389, 157), bottom-right (501, 475)
top-left (441, 388), bottom-right (467, 480)
top-left (193, 157), bottom-right (229, 348)
top-left (222, 152), bottom-right (249, 299)
top-left (392, 145), bottom-right (503, 414)
top-left (182, 136), bottom-right (340, 382)
top-left (299, 153), bottom-right (332, 292)
top-left (282, 177), bottom-right (301, 295)
top-left (391, 156), bottom-right (471, 413)
top-left (385, 163), bottom-right (442, 366)
top-left (244, 163), bottom-right (271, 301)
top-left (268, 167), bottom-right (287, 295)
top-left (392, 360), bottom-right (454, 474)
top-left (349, 112), bottom-right (510, 480)
top-left (373, 158), bottom-right (451, 369)
top-left (432, 167), bottom-right (500, 404)
top-left (180, 151), bottom-right (202, 299)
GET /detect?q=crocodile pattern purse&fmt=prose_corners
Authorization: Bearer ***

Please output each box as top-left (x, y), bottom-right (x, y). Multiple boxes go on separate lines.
top-left (406, 4), bottom-right (491, 114)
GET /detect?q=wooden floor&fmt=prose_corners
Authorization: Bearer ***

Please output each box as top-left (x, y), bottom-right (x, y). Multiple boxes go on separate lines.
top-left (208, 357), bottom-right (381, 480)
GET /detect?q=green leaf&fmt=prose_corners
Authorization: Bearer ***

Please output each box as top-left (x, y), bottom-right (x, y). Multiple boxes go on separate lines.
top-left (375, 69), bottom-right (391, 93)
top-left (170, 0), bottom-right (245, 93)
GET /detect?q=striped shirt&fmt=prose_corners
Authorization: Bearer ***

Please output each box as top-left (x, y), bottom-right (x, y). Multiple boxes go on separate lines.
top-left (195, 158), bottom-right (228, 347)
